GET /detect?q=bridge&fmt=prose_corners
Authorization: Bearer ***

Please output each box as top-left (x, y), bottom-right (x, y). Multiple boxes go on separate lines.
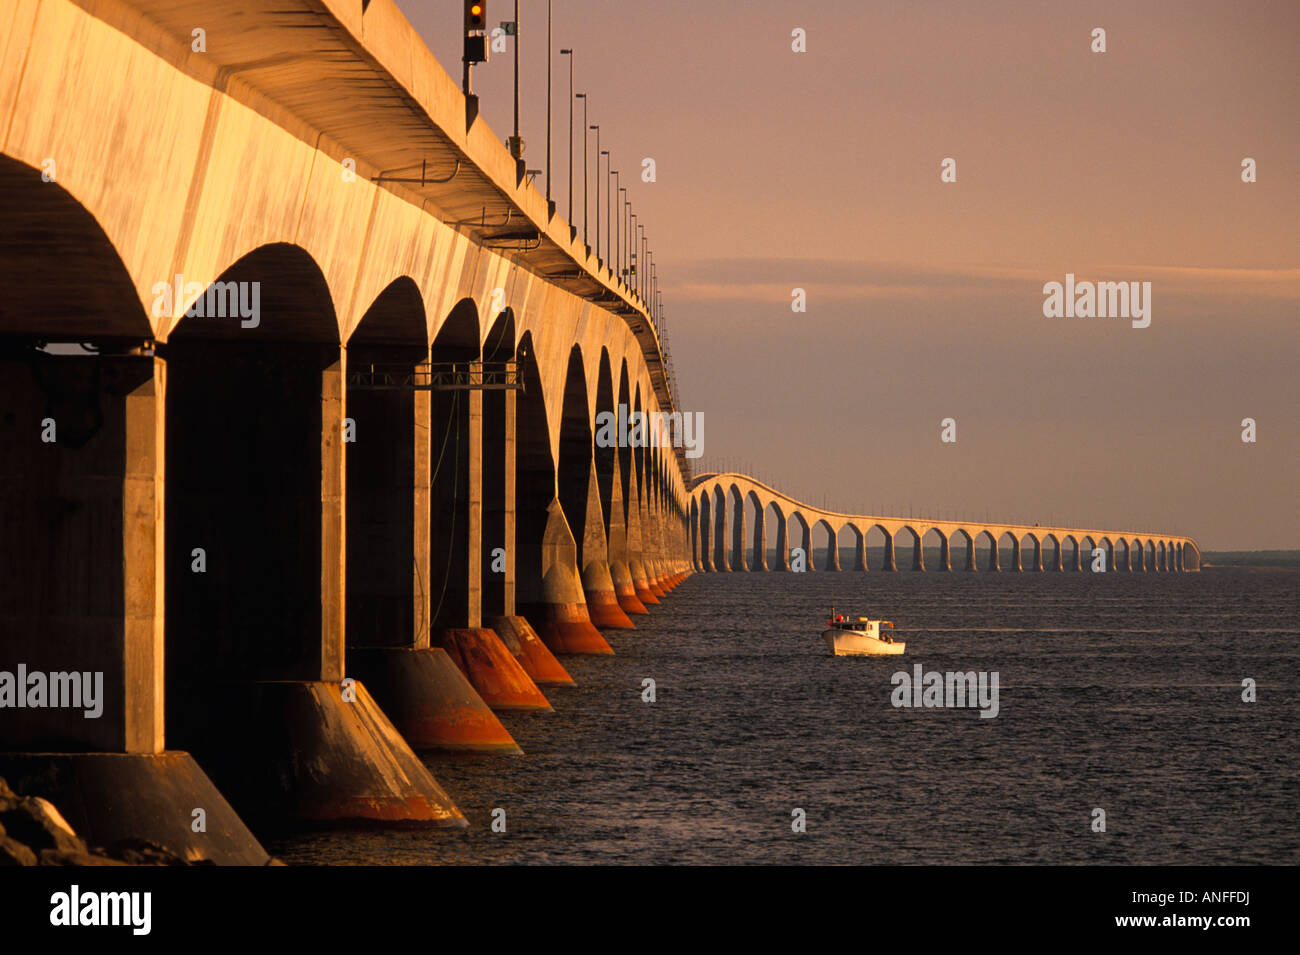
top-left (690, 473), bottom-right (1201, 574)
top-left (0, 0), bottom-right (692, 862)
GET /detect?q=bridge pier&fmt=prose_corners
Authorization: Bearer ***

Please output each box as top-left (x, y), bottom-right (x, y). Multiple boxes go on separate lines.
top-left (732, 497), bottom-right (749, 571)
top-left (628, 476), bottom-right (659, 603)
top-left (1052, 541), bottom-right (1064, 572)
top-left (580, 462), bottom-right (635, 629)
top-left (911, 536), bottom-right (925, 571)
top-left (712, 489), bottom-right (730, 572)
top-left (0, 348), bottom-right (270, 861)
top-left (1011, 538), bottom-right (1023, 571)
top-left (525, 498), bottom-right (615, 655)
top-left (966, 540), bottom-right (978, 571)
top-left (751, 504), bottom-right (769, 570)
top-left (882, 533), bottom-right (898, 571)
top-left (610, 455), bottom-right (648, 612)
top-left (423, 334), bottom-right (553, 705)
top-left (1031, 539), bottom-right (1043, 571)
top-left (938, 536), bottom-right (952, 571)
top-left (773, 517), bottom-right (790, 570)
top-left (854, 529), bottom-right (868, 571)
top-left (165, 337), bottom-right (467, 827)
top-left (988, 538), bottom-right (1001, 571)
top-left (345, 337), bottom-right (523, 753)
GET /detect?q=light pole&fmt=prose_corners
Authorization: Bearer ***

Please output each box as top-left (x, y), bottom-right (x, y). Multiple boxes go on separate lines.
top-left (613, 173), bottom-right (621, 280)
top-left (590, 124), bottom-right (601, 262)
top-left (546, 1), bottom-right (553, 213)
top-left (575, 92), bottom-right (588, 249)
top-left (560, 49), bottom-right (573, 234)
top-left (629, 212), bottom-right (637, 291)
top-left (623, 195), bottom-right (631, 285)
top-left (604, 153), bottom-right (612, 266)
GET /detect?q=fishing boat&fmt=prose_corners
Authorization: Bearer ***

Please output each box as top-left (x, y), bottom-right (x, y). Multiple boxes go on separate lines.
top-left (822, 607), bottom-right (905, 656)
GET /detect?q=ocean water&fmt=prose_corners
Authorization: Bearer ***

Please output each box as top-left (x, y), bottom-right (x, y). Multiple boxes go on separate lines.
top-left (270, 569), bottom-right (1299, 865)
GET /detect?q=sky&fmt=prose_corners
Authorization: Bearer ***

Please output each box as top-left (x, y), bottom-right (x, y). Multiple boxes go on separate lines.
top-left (395, 0), bottom-right (1299, 549)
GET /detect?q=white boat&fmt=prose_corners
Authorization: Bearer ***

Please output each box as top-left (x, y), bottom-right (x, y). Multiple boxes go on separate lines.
top-left (821, 611), bottom-right (905, 656)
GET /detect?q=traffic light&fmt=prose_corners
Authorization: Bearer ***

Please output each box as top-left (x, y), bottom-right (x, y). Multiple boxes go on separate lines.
top-left (465, 1), bottom-right (487, 32)
top-left (464, 1), bottom-right (488, 64)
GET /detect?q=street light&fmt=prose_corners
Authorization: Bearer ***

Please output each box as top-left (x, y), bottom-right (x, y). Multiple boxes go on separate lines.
top-left (545, 1), bottom-right (552, 213)
top-left (603, 153), bottom-right (612, 266)
top-left (590, 124), bottom-right (601, 263)
top-left (612, 171), bottom-right (621, 280)
top-left (560, 49), bottom-right (573, 237)
top-left (575, 92), bottom-right (588, 250)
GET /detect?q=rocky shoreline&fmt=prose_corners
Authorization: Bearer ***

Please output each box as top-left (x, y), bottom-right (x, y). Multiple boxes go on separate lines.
top-left (0, 776), bottom-right (214, 866)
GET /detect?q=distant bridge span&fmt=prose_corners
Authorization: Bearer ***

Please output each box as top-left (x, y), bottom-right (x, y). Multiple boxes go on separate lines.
top-left (689, 473), bottom-right (1200, 573)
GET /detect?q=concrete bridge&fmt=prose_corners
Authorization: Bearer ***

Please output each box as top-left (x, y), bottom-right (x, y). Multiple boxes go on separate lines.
top-left (0, 0), bottom-right (692, 862)
top-left (690, 473), bottom-right (1201, 574)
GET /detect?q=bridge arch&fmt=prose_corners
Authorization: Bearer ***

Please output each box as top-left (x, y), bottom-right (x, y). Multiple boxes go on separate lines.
top-left (788, 511), bottom-right (812, 570)
top-left (711, 484), bottom-right (730, 571)
top-left (747, 490), bottom-right (768, 570)
top-left (344, 276), bottom-right (429, 650)
top-left (920, 527), bottom-right (948, 571)
top-left (0, 156), bottom-right (156, 753)
top-left (481, 306), bottom-right (517, 618)
top-left (165, 242), bottom-right (345, 775)
top-left (514, 331), bottom-right (556, 615)
top-left (812, 518), bottom-right (839, 571)
top-left (951, 528), bottom-right (976, 571)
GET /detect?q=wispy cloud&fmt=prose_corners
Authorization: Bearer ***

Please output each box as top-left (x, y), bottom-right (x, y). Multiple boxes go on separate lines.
top-left (666, 258), bottom-right (1300, 305)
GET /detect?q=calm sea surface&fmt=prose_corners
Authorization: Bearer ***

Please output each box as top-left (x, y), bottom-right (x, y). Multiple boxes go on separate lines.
top-left (270, 569), bottom-right (1298, 865)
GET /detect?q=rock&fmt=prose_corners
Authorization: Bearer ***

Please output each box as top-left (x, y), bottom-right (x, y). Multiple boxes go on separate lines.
top-left (0, 836), bottom-right (37, 866)
top-left (102, 837), bottom-right (204, 866)
top-left (0, 777), bottom-right (19, 812)
top-left (39, 848), bottom-right (127, 866)
top-left (0, 796), bottom-right (85, 854)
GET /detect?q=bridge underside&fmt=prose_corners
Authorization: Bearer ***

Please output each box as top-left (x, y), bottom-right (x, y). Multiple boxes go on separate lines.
top-left (0, 0), bottom-right (696, 862)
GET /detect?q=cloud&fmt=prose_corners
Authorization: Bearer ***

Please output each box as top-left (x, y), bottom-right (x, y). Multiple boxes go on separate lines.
top-left (665, 258), bottom-right (1300, 305)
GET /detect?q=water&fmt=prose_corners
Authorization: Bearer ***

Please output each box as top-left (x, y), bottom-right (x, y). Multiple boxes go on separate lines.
top-left (270, 569), bottom-right (1299, 865)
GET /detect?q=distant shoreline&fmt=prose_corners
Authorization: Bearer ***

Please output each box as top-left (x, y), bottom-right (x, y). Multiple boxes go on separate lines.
top-left (1202, 551), bottom-right (1300, 571)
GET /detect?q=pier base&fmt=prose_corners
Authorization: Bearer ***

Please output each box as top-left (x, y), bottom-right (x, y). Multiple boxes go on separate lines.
top-left (582, 561), bottom-right (635, 628)
top-left (490, 615), bottom-right (576, 686)
top-left (530, 602), bottom-right (616, 655)
top-left (630, 559), bottom-right (659, 605)
top-left (192, 680), bottom-right (466, 827)
top-left (0, 751), bottom-right (269, 864)
top-left (436, 629), bottom-right (553, 711)
top-left (347, 647), bottom-right (521, 754)
top-left (610, 559), bottom-right (649, 614)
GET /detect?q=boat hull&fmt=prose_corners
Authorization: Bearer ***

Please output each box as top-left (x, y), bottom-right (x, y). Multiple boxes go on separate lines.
top-left (821, 628), bottom-right (905, 656)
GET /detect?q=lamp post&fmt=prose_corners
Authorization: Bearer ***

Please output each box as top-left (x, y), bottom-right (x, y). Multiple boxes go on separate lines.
top-left (623, 195), bottom-right (631, 285)
top-left (613, 172), bottom-right (621, 281)
top-left (560, 49), bottom-right (573, 232)
top-left (603, 150), bottom-right (613, 268)
top-left (629, 212), bottom-right (637, 291)
top-left (575, 92), bottom-right (588, 249)
top-left (546, 1), bottom-right (552, 212)
top-left (590, 124), bottom-right (601, 262)
top-left (604, 153), bottom-right (612, 266)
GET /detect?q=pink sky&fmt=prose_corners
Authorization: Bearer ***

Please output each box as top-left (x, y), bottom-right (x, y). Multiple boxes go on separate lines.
top-left (397, 0), bottom-right (1298, 549)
